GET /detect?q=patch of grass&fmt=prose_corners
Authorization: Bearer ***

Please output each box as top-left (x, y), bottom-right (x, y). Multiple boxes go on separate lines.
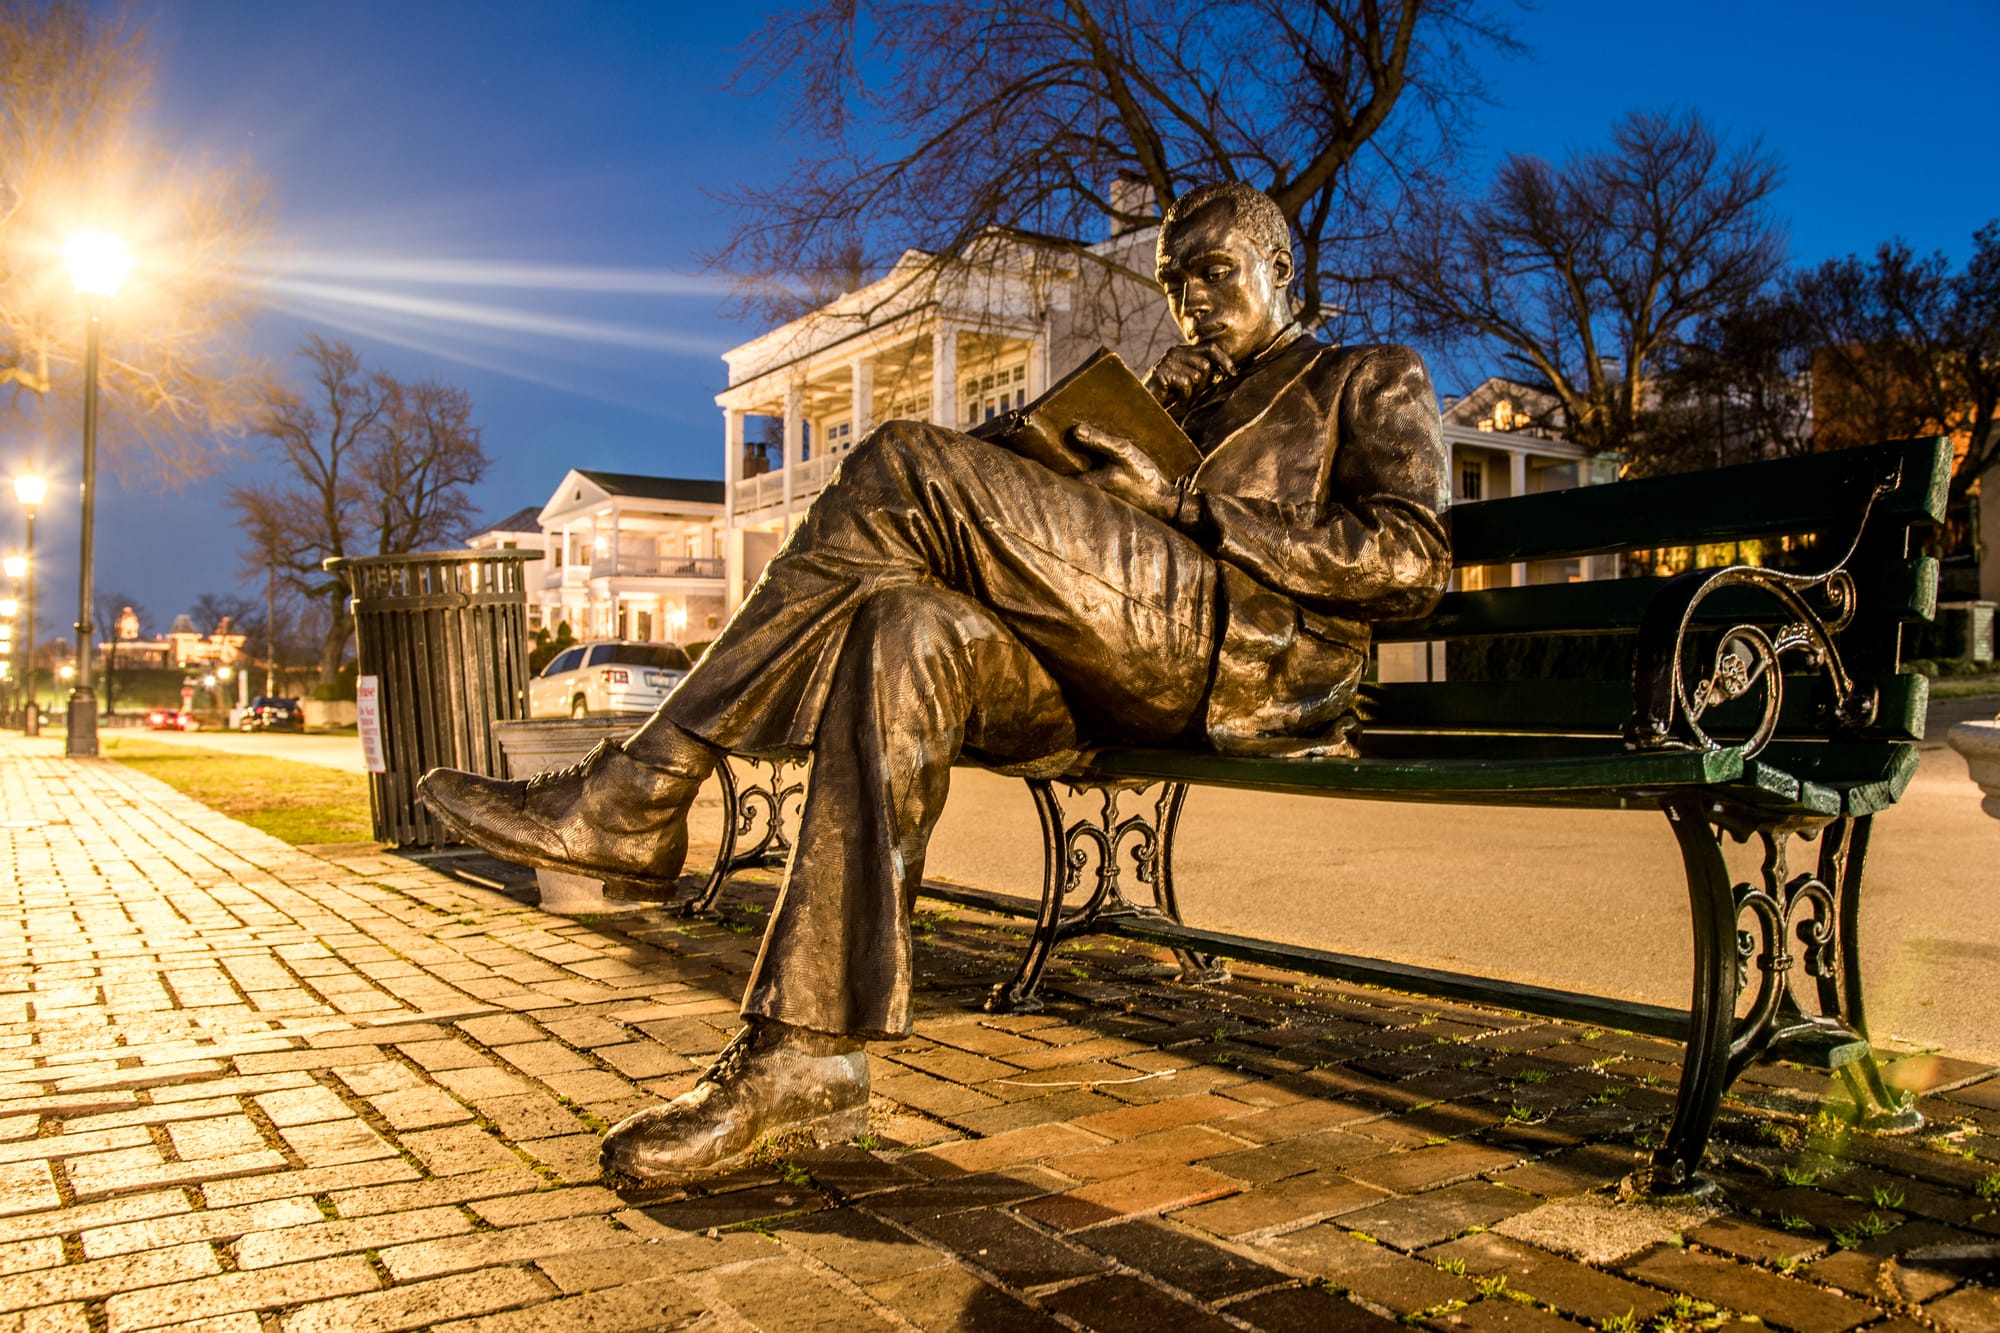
top-left (1777, 1212), bottom-right (1811, 1232)
top-left (1435, 1257), bottom-right (1467, 1276)
top-left (1512, 1069), bottom-right (1550, 1085)
top-left (105, 737), bottom-right (374, 845)
top-left (1976, 1173), bottom-right (2000, 1200)
top-left (1780, 1163), bottom-right (1823, 1188)
top-left (1830, 1212), bottom-right (1893, 1249)
top-left (1599, 1312), bottom-right (1639, 1333)
top-left (1870, 1184), bottom-right (1905, 1210)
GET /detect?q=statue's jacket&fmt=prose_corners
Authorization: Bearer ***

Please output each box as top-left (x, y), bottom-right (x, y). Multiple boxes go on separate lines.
top-left (1178, 338), bottom-right (1451, 753)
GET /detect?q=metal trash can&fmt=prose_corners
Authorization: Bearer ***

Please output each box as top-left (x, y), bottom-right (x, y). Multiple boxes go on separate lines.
top-left (327, 549), bottom-right (538, 846)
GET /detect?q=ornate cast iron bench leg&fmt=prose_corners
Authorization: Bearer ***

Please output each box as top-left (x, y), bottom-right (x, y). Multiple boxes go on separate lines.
top-left (1645, 804), bottom-right (1921, 1197)
top-left (1816, 817), bottom-right (1922, 1132)
top-left (985, 779), bottom-right (1226, 1014)
top-left (680, 755), bottom-right (808, 917)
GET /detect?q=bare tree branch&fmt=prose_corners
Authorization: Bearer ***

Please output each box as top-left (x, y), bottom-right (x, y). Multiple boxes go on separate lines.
top-left (1380, 109), bottom-right (1785, 458)
top-left (710, 0), bottom-right (1519, 340)
top-left (0, 0), bottom-right (272, 482)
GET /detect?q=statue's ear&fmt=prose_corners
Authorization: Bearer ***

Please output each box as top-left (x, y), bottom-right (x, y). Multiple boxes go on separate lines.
top-left (1271, 248), bottom-right (1294, 283)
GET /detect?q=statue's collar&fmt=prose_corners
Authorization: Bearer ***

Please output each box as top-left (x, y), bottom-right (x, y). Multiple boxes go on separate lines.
top-left (1240, 321), bottom-right (1306, 372)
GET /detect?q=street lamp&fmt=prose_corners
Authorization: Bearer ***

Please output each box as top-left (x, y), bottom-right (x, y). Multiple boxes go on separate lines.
top-left (14, 474), bottom-right (44, 735)
top-left (61, 230), bottom-right (130, 758)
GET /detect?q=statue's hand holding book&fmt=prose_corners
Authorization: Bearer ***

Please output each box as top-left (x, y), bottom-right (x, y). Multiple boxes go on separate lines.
top-left (970, 347), bottom-right (1202, 482)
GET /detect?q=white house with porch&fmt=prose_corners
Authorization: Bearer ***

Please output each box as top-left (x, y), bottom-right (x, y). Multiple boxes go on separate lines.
top-left (712, 227), bottom-right (1615, 683)
top-left (515, 469), bottom-right (728, 645)
top-left (713, 227), bottom-right (1181, 608)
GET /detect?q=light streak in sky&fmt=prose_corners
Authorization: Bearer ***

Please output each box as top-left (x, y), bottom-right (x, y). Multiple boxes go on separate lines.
top-left (242, 253), bottom-right (738, 296)
top-left (263, 277), bottom-right (726, 357)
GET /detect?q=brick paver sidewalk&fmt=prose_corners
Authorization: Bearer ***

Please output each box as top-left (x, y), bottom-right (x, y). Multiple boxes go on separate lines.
top-left (3, 735), bottom-right (1999, 1332)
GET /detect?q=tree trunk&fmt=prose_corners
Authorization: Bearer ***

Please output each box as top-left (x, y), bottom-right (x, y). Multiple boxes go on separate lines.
top-left (319, 588), bottom-right (349, 684)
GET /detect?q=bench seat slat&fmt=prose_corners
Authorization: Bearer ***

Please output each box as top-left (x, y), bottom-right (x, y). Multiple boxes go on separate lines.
top-left (1447, 438), bottom-right (1949, 565)
top-left (1075, 740), bottom-right (1744, 807)
top-left (1073, 734), bottom-right (1914, 817)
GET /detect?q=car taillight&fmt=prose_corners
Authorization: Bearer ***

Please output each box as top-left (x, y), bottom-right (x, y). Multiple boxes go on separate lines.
top-left (602, 668), bottom-right (628, 684)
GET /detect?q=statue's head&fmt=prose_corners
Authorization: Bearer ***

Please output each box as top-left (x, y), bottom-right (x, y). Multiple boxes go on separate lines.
top-left (1156, 182), bottom-right (1295, 365)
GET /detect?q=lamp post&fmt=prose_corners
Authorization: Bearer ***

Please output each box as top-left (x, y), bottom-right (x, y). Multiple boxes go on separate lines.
top-left (2, 554), bottom-right (24, 731)
top-left (61, 231), bottom-right (131, 758)
top-left (0, 604), bottom-right (13, 722)
top-left (14, 475), bottom-right (44, 735)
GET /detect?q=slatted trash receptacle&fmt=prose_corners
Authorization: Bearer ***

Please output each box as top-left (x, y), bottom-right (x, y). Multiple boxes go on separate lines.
top-left (326, 549), bottom-right (538, 846)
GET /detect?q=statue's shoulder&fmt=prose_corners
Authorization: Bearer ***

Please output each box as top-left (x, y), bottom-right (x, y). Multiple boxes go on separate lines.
top-left (1301, 343), bottom-right (1434, 398)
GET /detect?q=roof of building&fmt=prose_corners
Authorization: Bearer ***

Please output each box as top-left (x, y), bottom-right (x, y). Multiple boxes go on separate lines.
top-left (480, 505), bottom-right (547, 536)
top-left (575, 471), bottom-right (726, 505)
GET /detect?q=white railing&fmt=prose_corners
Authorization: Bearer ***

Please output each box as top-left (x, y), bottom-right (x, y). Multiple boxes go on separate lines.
top-left (586, 554), bottom-right (725, 579)
top-left (733, 472), bottom-right (785, 513)
top-left (730, 454), bottom-right (842, 514)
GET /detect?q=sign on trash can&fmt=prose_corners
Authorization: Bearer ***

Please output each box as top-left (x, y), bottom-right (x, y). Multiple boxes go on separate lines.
top-left (356, 676), bottom-right (386, 774)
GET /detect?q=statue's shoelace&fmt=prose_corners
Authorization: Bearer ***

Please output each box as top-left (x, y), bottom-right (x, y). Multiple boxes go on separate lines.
top-left (701, 1026), bottom-right (757, 1084)
top-left (523, 741), bottom-right (613, 792)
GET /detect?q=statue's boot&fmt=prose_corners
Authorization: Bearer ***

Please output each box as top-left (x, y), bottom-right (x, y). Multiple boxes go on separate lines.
top-left (600, 1020), bottom-right (869, 1182)
top-left (415, 725), bottom-right (715, 892)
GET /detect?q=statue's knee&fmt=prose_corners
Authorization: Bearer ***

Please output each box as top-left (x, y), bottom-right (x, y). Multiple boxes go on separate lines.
top-left (853, 585), bottom-right (969, 658)
top-left (842, 420), bottom-right (976, 490)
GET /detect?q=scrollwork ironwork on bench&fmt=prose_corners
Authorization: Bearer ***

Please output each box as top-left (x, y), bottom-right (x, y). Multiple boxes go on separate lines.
top-left (681, 754), bottom-right (808, 916)
top-left (1723, 816), bottom-right (1918, 1127)
top-left (1626, 474), bottom-right (1898, 757)
top-left (985, 779), bottom-right (1227, 1013)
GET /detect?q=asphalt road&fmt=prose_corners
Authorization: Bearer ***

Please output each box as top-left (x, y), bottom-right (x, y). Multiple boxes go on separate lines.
top-left (120, 696), bottom-right (2000, 1060)
top-left (118, 726), bottom-right (374, 772)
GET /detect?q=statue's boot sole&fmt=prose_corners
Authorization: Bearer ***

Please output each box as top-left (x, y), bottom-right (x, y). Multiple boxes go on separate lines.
top-left (422, 800), bottom-right (686, 895)
top-left (602, 1103), bottom-right (869, 1185)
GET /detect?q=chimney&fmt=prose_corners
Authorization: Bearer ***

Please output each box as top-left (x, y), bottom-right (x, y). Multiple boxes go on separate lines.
top-left (1106, 173), bottom-right (1157, 239)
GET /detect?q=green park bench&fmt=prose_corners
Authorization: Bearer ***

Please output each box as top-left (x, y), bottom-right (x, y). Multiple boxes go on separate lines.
top-left (697, 436), bottom-right (1950, 1196)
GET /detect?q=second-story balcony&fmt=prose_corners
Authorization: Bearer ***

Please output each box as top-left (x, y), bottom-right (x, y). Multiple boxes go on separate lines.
top-left (732, 453), bottom-right (839, 515)
top-left (589, 553), bottom-right (725, 579)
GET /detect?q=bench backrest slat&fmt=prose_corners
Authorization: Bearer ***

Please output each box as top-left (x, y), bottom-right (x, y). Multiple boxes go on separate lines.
top-left (1360, 438), bottom-right (1949, 756)
top-left (1376, 558), bottom-right (1937, 643)
top-left (1444, 437), bottom-right (1948, 566)
top-left (1357, 672), bottom-right (1928, 742)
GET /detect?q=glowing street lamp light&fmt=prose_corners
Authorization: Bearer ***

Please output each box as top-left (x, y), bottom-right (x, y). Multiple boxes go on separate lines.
top-left (60, 231), bottom-right (129, 757)
top-left (13, 474), bottom-right (43, 735)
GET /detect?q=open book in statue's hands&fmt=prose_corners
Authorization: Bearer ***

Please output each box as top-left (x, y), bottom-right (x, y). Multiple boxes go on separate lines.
top-left (970, 347), bottom-right (1202, 482)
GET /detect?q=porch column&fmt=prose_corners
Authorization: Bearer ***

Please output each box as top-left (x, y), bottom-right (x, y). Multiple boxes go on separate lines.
top-left (723, 408), bottom-right (746, 609)
top-left (931, 324), bottom-right (958, 429)
top-left (1576, 452), bottom-right (1598, 580)
top-left (781, 380), bottom-right (803, 516)
top-left (1509, 451), bottom-right (1530, 588)
top-left (850, 358), bottom-right (874, 442)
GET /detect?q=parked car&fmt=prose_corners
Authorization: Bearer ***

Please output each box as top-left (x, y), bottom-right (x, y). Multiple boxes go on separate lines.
top-left (240, 696), bottom-right (306, 732)
top-left (146, 708), bottom-right (201, 732)
top-left (528, 640), bottom-right (692, 719)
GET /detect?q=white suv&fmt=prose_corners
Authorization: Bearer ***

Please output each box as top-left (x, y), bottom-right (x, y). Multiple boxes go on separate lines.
top-left (528, 640), bottom-right (693, 719)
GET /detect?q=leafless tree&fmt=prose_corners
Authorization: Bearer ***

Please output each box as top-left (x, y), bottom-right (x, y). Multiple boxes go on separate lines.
top-left (90, 590), bottom-right (143, 716)
top-left (1794, 226), bottom-right (2000, 507)
top-left (1381, 110), bottom-right (1785, 459)
top-left (0, 0), bottom-right (272, 480)
top-left (1644, 292), bottom-right (1817, 474)
top-left (358, 378), bottom-right (486, 556)
top-left (713, 0), bottom-right (1520, 338)
top-left (226, 337), bottom-right (489, 682)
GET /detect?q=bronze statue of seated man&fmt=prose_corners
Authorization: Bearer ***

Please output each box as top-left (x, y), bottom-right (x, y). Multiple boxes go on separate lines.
top-left (419, 181), bottom-right (1451, 1183)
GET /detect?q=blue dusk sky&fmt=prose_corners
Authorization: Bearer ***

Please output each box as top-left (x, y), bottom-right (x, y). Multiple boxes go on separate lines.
top-left (13, 0), bottom-right (1999, 638)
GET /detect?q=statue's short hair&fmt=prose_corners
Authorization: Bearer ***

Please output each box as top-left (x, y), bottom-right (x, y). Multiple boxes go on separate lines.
top-left (1160, 181), bottom-right (1292, 260)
